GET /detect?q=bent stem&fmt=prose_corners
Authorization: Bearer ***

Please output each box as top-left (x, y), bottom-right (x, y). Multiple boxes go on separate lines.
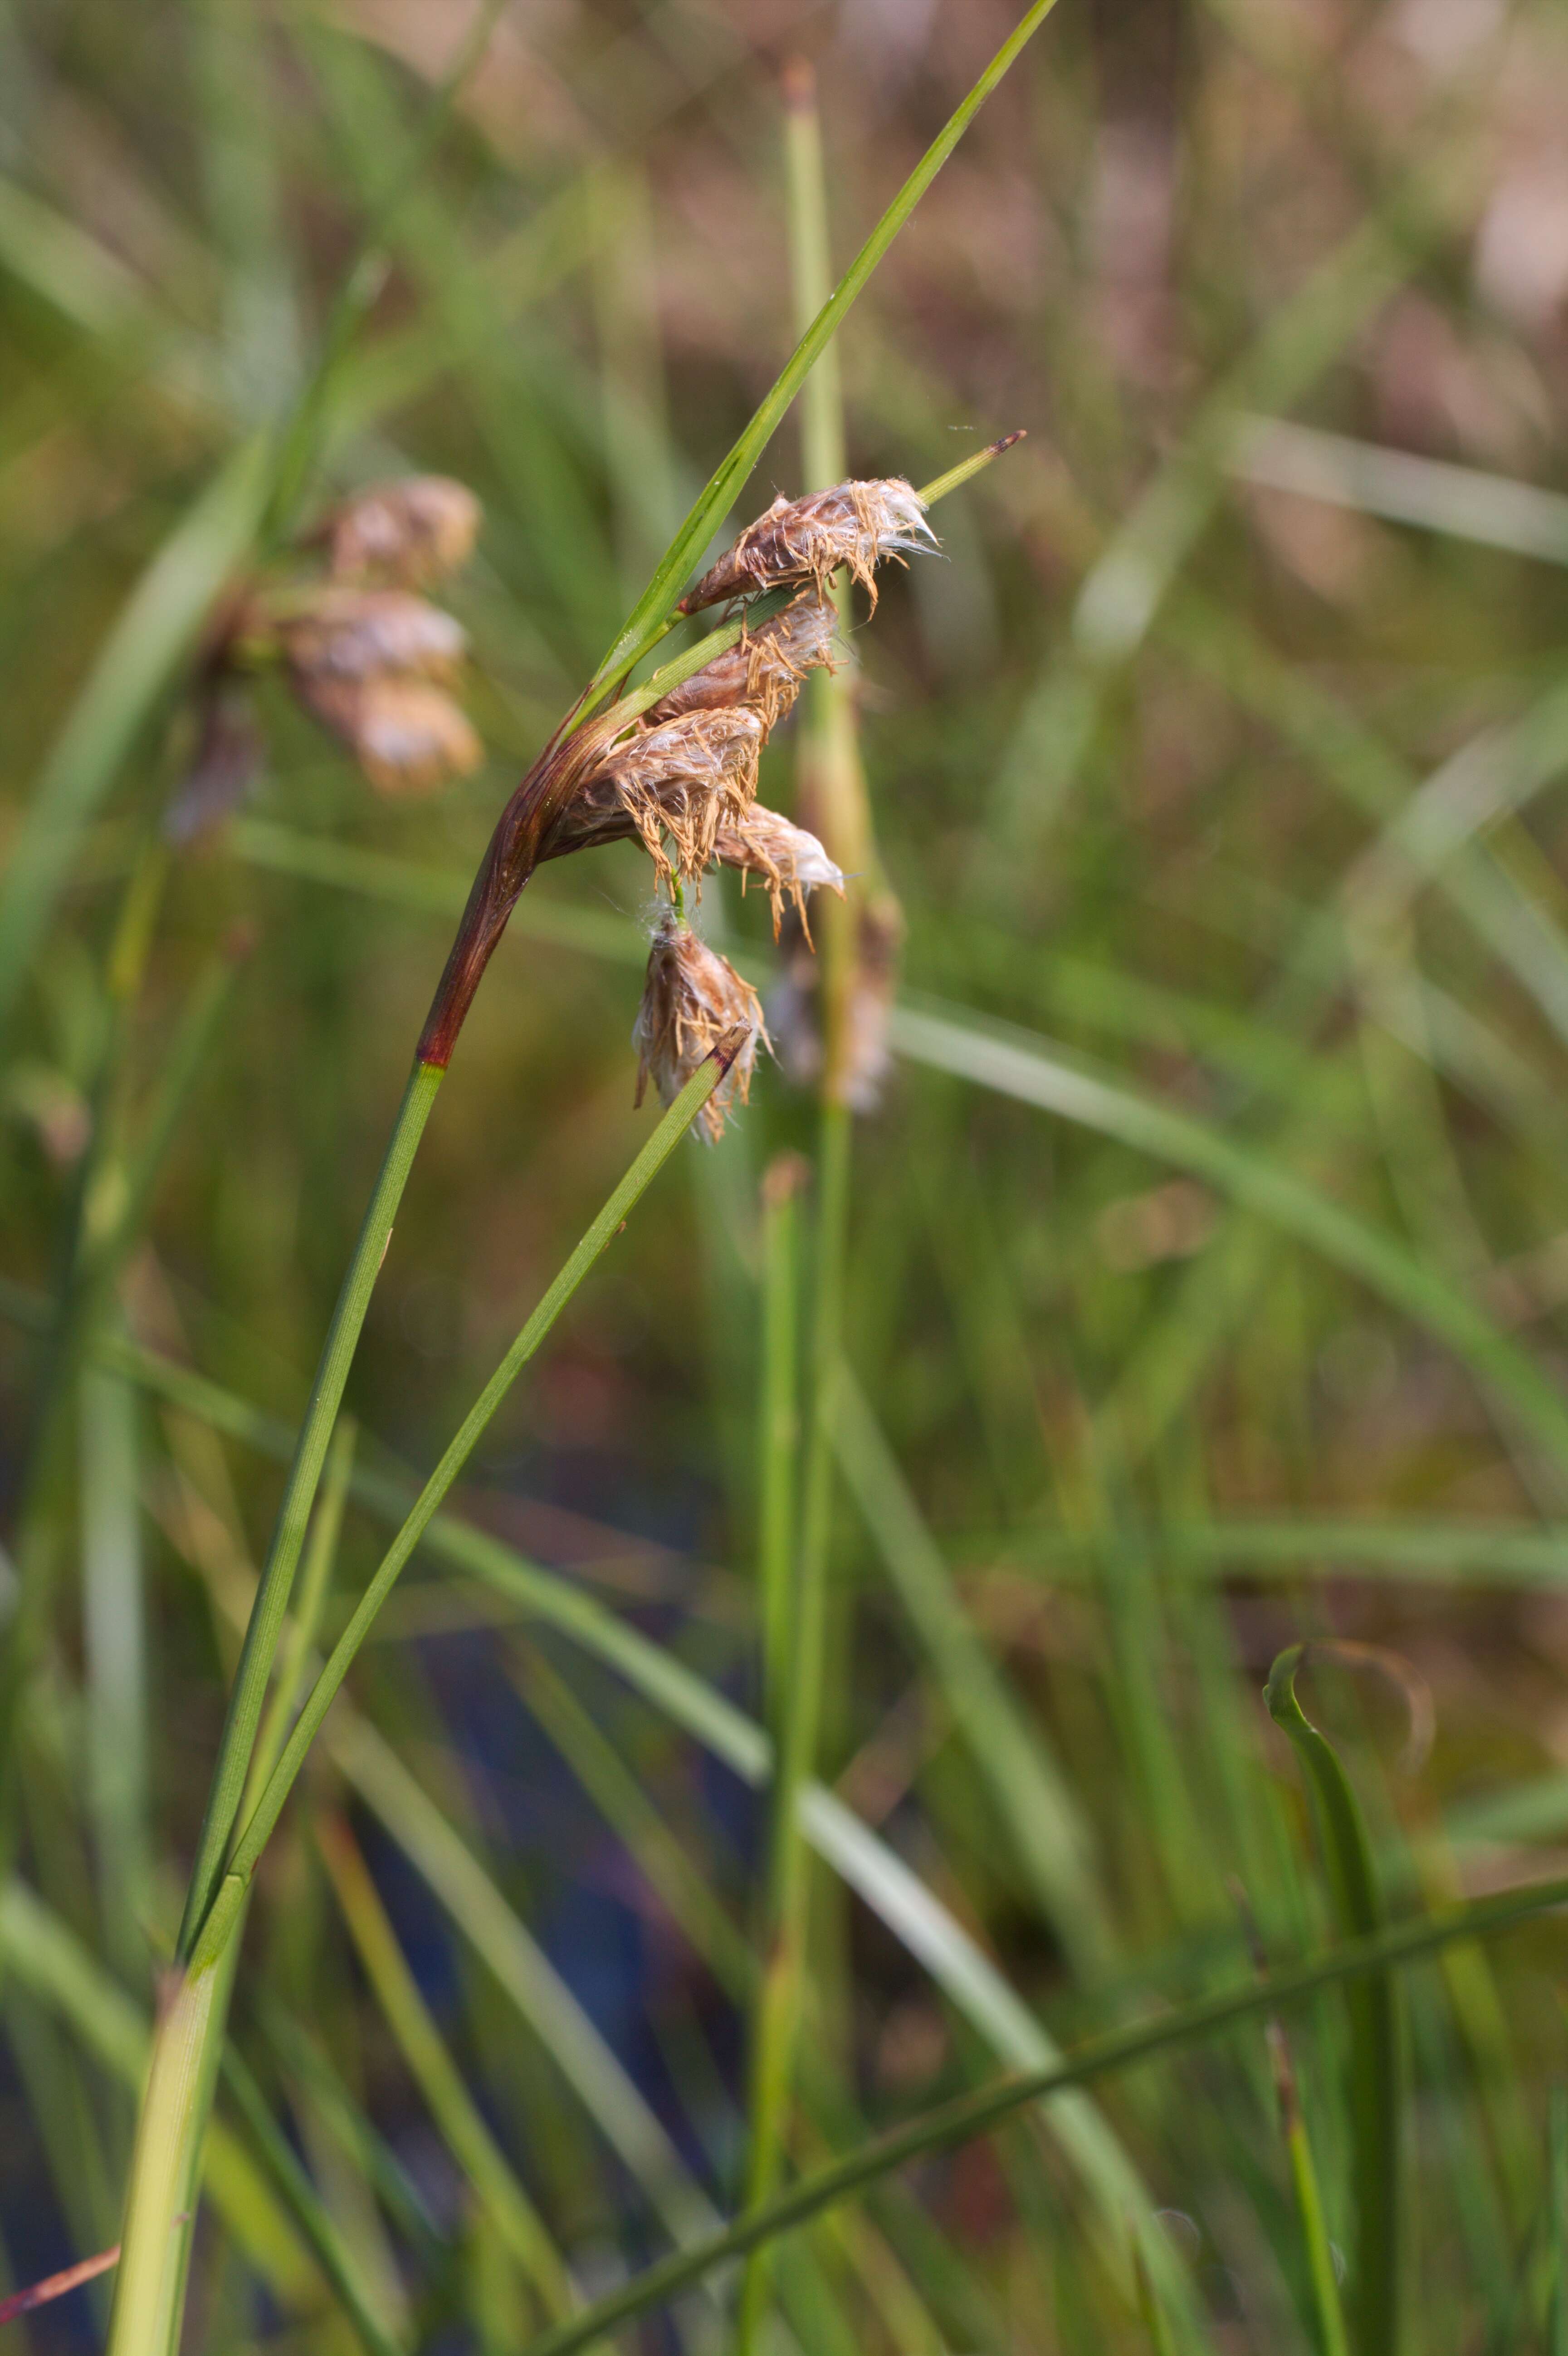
top-left (106, 1045), bottom-right (737, 2356)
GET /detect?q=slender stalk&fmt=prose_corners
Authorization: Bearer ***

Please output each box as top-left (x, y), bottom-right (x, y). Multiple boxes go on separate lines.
top-left (176, 1056), bottom-right (443, 1959)
top-left (737, 68), bottom-right (859, 2350)
top-left (103, 1960), bottom-right (226, 2356)
top-left (757, 1157), bottom-right (806, 1729)
top-left (252, 1415), bottom-right (358, 1801)
top-left (186, 1038), bottom-right (738, 1973)
top-left (317, 1812), bottom-right (573, 2320)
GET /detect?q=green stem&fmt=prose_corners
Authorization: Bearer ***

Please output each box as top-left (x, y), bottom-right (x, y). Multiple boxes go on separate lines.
top-left (176, 1057), bottom-right (442, 1960)
top-left (757, 1158), bottom-right (806, 1731)
top-left (738, 1101), bottom-right (851, 2351)
top-left (103, 1954), bottom-right (229, 2356)
top-left (250, 1414), bottom-right (358, 1803)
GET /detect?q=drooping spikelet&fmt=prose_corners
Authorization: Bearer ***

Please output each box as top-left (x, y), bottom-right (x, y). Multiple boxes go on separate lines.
top-left (643, 594), bottom-right (840, 732)
top-left (319, 476), bottom-right (482, 587)
top-left (552, 707), bottom-right (765, 889)
top-left (713, 804), bottom-right (844, 940)
top-left (296, 676), bottom-right (483, 796)
top-left (633, 914), bottom-right (767, 1143)
top-left (679, 479), bottom-right (935, 614)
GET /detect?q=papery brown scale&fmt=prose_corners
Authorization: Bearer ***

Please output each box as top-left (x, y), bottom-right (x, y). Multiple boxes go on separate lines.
top-left (643, 595), bottom-right (840, 731)
top-left (547, 706), bottom-right (765, 890)
top-left (678, 479), bottom-right (935, 615)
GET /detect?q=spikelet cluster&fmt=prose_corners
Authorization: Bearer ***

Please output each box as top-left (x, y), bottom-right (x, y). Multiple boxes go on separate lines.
top-left (596, 480), bottom-right (935, 1133)
top-left (643, 596), bottom-right (840, 731)
top-left (169, 476), bottom-right (485, 838)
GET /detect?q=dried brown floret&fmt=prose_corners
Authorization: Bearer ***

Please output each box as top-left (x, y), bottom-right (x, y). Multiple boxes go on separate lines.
top-left (319, 476), bottom-right (482, 587)
top-left (297, 675), bottom-right (482, 795)
top-left (549, 706), bottom-right (765, 889)
top-left (280, 588), bottom-right (468, 684)
top-left (643, 595), bottom-right (840, 732)
top-left (713, 804), bottom-right (844, 940)
top-left (632, 914), bottom-right (767, 1143)
top-left (678, 479), bottom-right (935, 615)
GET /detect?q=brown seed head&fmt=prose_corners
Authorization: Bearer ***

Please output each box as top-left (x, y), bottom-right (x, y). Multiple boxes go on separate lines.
top-left (679, 479), bottom-right (935, 614)
top-left (300, 676), bottom-right (483, 795)
top-left (321, 476), bottom-right (482, 586)
top-left (713, 804), bottom-right (844, 939)
top-left (643, 595), bottom-right (840, 732)
top-left (281, 588), bottom-right (468, 684)
top-left (633, 915), bottom-right (768, 1143)
top-left (550, 705), bottom-right (764, 890)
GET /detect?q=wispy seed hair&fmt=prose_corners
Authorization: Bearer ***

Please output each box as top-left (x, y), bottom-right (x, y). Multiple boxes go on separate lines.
top-left (679, 479), bottom-right (935, 614)
top-left (633, 915), bottom-right (767, 1143)
top-left (714, 804), bottom-right (844, 940)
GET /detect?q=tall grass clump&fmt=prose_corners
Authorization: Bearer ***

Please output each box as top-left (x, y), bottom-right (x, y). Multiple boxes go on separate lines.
top-left (9, 0), bottom-right (1568, 2352)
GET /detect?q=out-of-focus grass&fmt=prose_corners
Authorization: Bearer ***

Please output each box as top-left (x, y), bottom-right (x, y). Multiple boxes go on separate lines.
top-left (9, 0), bottom-right (1568, 2347)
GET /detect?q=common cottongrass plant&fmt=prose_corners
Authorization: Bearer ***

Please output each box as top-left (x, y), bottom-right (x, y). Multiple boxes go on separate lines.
top-left (96, 12), bottom-right (1061, 2348)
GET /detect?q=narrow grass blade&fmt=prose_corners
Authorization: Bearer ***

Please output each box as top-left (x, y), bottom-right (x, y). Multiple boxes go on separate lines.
top-left (1262, 2004), bottom-right (1351, 2356)
top-left (1550, 2087), bottom-right (1568, 2356)
top-left (1265, 1648), bottom-right (1402, 2356)
top-left (324, 1711), bottom-right (724, 2252)
top-left (79, 1364), bottom-right (150, 1979)
top-left (177, 1056), bottom-right (444, 1958)
top-left (832, 1366), bottom-right (1108, 1971)
top-left (216, 2043), bottom-right (408, 2356)
top-left (15, 1298), bottom-right (1198, 2331)
top-left (315, 1811), bottom-right (573, 2320)
top-left (511, 1645), bottom-right (752, 1999)
top-left (517, 1876), bottom-right (1568, 2356)
top-left (889, 999), bottom-right (1568, 1469)
top-left (1228, 416), bottom-right (1568, 567)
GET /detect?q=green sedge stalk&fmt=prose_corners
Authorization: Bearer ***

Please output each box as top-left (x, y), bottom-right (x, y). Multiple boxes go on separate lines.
top-left (738, 67), bottom-right (862, 2350)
